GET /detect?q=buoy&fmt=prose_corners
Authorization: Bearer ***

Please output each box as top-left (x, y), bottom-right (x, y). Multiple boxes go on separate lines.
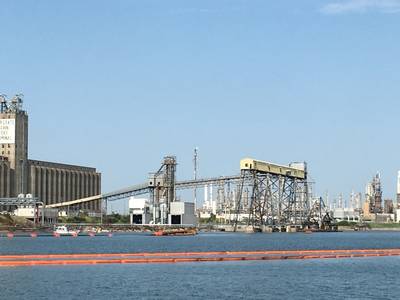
top-left (108, 233), bottom-right (113, 238)
top-left (88, 232), bottom-right (95, 237)
top-left (30, 232), bottom-right (38, 238)
top-left (6, 232), bottom-right (14, 239)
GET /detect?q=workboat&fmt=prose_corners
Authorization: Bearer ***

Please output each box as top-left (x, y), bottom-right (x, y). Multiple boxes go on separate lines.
top-left (153, 229), bottom-right (197, 236)
top-left (53, 225), bottom-right (80, 237)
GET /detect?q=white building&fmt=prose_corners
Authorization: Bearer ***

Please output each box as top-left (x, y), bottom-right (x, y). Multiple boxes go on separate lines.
top-left (395, 209), bottom-right (400, 223)
top-left (332, 208), bottom-right (360, 222)
top-left (169, 202), bottom-right (197, 226)
top-left (129, 197), bottom-right (151, 225)
top-left (14, 207), bottom-right (58, 224)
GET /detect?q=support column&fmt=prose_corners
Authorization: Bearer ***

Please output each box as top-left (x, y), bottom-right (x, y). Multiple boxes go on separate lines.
top-left (47, 168), bottom-right (52, 205)
top-left (69, 171), bottom-right (73, 202)
top-left (57, 170), bottom-right (62, 204)
top-left (79, 172), bottom-right (87, 209)
top-left (61, 170), bottom-right (66, 203)
top-left (84, 172), bottom-right (89, 198)
top-left (30, 165), bottom-right (36, 197)
top-left (93, 174), bottom-right (98, 212)
top-left (76, 172), bottom-right (81, 199)
top-left (86, 173), bottom-right (91, 211)
top-left (64, 171), bottom-right (71, 201)
top-left (37, 167), bottom-right (42, 201)
top-left (52, 169), bottom-right (57, 204)
top-left (41, 168), bottom-right (47, 205)
top-left (68, 171), bottom-right (76, 200)
top-left (92, 174), bottom-right (96, 211)
top-left (90, 173), bottom-right (96, 196)
top-left (97, 174), bottom-right (101, 194)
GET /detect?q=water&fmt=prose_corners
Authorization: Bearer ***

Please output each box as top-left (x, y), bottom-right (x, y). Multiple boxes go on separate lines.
top-left (1, 231), bottom-right (400, 299)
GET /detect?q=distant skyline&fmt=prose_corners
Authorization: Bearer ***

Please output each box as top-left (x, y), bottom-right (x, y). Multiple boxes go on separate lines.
top-left (1, 0), bottom-right (400, 208)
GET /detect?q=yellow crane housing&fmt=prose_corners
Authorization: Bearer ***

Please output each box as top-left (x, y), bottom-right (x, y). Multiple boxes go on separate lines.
top-left (240, 158), bottom-right (306, 180)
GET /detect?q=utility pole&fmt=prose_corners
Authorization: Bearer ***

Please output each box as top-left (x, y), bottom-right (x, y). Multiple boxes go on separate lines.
top-left (193, 147), bottom-right (198, 209)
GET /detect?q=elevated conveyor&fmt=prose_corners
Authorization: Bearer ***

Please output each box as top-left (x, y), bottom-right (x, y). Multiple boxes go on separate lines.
top-left (46, 176), bottom-right (241, 208)
top-left (240, 158), bottom-right (306, 179)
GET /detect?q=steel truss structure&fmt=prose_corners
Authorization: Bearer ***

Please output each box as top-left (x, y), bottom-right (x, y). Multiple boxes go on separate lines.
top-left (0, 197), bottom-right (45, 225)
top-left (234, 168), bottom-right (309, 231)
top-left (148, 156), bottom-right (177, 224)
top-left (45, 157), bottom-right (311, 229)
top-left (0, 197), bottom-right (40, 206)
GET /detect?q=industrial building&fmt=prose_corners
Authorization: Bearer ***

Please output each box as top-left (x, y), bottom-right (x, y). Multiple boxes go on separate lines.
top-left (129, 198), bottom-right (151, 224)
top-left (0, 95), bottom-right (101, 212)
top-left (365, 173), bottom-right (383, 214)
top-left (128, 196), bottom-right (196, 226)
top-left (14, 206), bottom-right (59, 224)
top-left (169, 202), bottom-right (196, 225)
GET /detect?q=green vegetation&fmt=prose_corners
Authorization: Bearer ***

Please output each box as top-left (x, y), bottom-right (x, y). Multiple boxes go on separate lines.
top-left (59, 212), bottom-right (130, 224)
top-left (103, 213), bottom-right (130, 224)
top-left (58, 211), bottom-right (100, 224)
top-left (0, 213), bottom-right (34, 227)
top-left (368, 222), bottom-right (400, 228)
top-left (336, 220), bottom-right (358, 227)
top-left (59, 216), bottom-right (100, 224)
top-left (199, 214), bottom-right (218, 224)
top-left (336, 220), bottom-right (400, 229)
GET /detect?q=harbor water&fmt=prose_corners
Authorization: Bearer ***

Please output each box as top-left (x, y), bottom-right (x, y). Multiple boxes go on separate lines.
top-left (1, 231), bottom-right (400, 299)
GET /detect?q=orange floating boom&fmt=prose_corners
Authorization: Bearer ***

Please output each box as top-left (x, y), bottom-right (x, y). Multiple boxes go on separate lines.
top-left (1, 248), bottom-right (400, 260)
top-left (0, 249), bottom-right (399, 267)
top-left (0, 252), bottom-right (399, 267)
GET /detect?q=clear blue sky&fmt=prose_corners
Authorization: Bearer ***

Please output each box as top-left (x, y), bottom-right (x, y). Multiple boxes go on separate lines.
top-left (1, 0), bottom-right (400, 207)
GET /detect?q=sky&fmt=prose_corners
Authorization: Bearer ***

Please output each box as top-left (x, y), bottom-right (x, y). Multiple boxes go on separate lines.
top-left (1, 0), bottom-right (400, 210)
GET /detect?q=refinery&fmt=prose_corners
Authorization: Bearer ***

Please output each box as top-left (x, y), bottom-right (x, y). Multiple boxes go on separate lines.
top-left (1, 95), bottom-right (400, 233)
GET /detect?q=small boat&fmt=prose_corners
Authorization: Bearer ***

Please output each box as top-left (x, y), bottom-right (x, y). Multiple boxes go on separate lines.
top-left (153, 229), bottom-right (197, 236)
top-left (53, 225), bottom-right (80, 237)
top-left (84, 227), bottom-right (111, 236)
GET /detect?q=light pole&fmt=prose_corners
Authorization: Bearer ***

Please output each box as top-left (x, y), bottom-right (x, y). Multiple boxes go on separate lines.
top-left (193, 147), bottom-right (198, 209)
